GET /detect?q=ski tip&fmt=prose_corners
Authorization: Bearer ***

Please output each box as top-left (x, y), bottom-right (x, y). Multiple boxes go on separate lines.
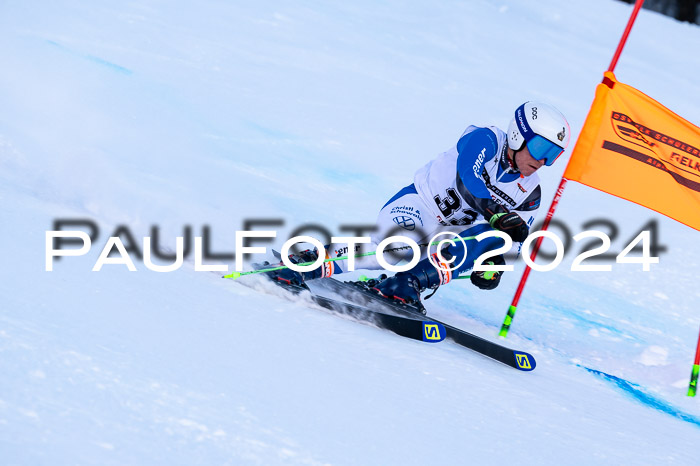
top-left (513, 351), bottom-right (536, 371)
top-left (422, 321), bottom-right (447, 343)
top-left (223, 272), bottom-right (242, 280)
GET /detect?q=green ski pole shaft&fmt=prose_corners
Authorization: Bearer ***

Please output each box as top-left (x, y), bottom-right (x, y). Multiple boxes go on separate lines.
top-left (223, 236), bottom-right (477, 280)
top-left (223, 248), bottom-right (382, 280)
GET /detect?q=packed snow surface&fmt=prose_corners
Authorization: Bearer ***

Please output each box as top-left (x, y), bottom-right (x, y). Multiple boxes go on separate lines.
top-left (1, 0), bottom-right (699, 464)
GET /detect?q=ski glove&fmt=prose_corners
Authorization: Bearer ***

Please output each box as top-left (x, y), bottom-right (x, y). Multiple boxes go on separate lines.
top-left (489, 212), bottom-right (529, 243)
top-left (470, 261), bottom-right (502, 290)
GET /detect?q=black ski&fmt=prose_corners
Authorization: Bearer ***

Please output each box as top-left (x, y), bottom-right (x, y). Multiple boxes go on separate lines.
top-left (318, 278), bottom-right (536, 371)
top-left (251, 254), bottom-right (535, 371)
top-left (297, 287), bottom-right (447, 343)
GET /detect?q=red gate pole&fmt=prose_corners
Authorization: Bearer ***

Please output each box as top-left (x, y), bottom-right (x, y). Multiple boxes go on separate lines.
top-left (608, 0), bottom-right (646, 73)
top-left (498, 0), bottom-right (646, 338)
top-left (498, 179), bottom-right (568, 337)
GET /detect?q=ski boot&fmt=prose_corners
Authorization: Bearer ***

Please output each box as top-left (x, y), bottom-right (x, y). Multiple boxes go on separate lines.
top-left (369, 253), bottom-right (452, 314)
top-left (262, 249), bottom-right (333, 289)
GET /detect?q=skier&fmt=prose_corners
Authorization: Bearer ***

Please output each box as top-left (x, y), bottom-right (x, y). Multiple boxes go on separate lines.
top-left (268, 102), bottom-right (571, 310)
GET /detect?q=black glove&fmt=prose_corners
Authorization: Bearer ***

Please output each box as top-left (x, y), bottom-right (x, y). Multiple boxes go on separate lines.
top-left (470, 260), bottom-right (503, 290)
top-left (489, 212), bottom-right (529, 242)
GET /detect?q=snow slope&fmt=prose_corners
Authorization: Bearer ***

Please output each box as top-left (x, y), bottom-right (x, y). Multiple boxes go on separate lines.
top-left (1, 0), bottom-right (700, 464)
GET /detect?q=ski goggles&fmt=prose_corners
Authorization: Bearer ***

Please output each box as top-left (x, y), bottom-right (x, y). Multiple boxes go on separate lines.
top-left (526, 135), bottom-right (565, 166)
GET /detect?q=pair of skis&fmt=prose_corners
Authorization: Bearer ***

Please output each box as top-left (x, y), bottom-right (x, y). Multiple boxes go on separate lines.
top-left (239, 265), bottom-right (536, 371)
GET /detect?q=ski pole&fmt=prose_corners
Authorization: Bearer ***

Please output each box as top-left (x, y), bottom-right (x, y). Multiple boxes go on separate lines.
top-left (223, 236), bottom-right (477, 280)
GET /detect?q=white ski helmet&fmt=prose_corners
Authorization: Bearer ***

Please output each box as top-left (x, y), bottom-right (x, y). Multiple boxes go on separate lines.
top-left (507, 102), bottom-right (571, 166)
